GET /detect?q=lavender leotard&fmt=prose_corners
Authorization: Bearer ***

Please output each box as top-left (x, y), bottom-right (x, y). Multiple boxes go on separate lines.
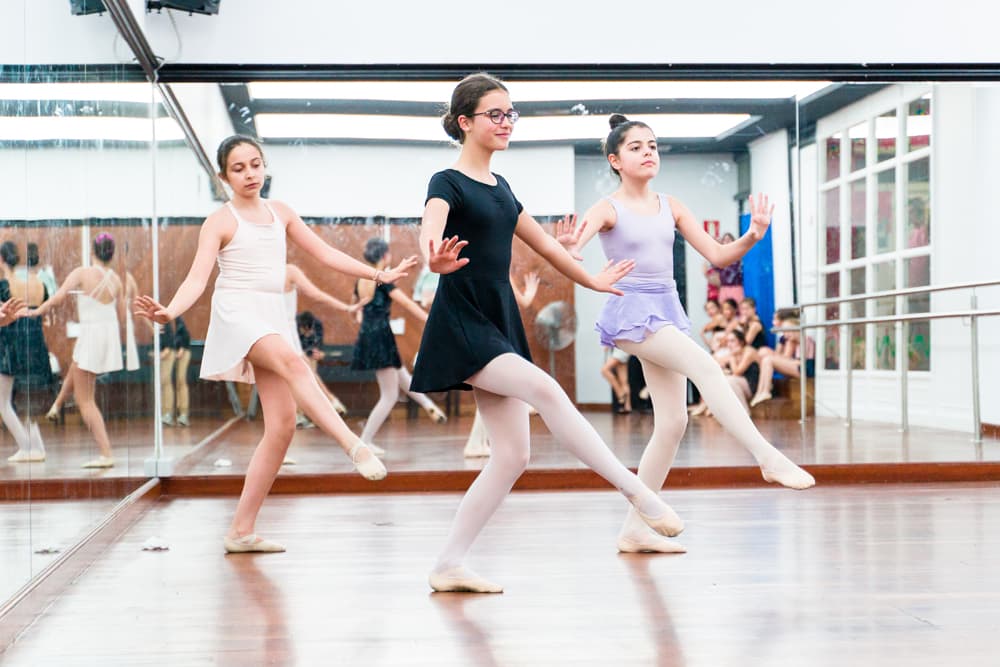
top-left (595, 194), bottom-right (692, 347)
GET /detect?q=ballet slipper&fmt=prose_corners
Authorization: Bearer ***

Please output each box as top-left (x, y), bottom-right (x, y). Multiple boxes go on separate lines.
top-left (7, 449), bottom-right (45, 463)
top-left (81, 456), bottom-right (115, 469)
top-left (462, 439), bottom-right (491, 458)
top-left (429, 567), bottom-right (503, 593)
top-left (627, 489), bottom-right (684, 537)
top-left (177, 414), bottom-right (190, 426)
top-left (425, 405), bottom-right (448, 424)
top-left (330, 397), bottom-right (348, 415)
top-left (281, 455), bottom-right (297, 466)
top-left (366, 442), bottom-right (386, 456)
top-left (688, 403), bottom-right (707, 417)
top-left (616, 532), bottom-right (688, 554)
top-left (162, 413), bottom-right (174, 426)
top-left (223, 533), bottom-right (285, 554)
top-left (759, 455), bottom-right (815, 490)
top-left (637, 386), bottom-right (650, 401)
top-left (45, 406), bottom-right (61, 424)
top-left (349, 442), bottom-right (387, 481)
top-left (749, 391), bottom-right (772, 408)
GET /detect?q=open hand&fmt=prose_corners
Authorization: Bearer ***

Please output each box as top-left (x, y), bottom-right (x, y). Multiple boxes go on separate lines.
top-left (522, 271), bottom-right (540, 303)
top-left (378, 255), bottom-right (419, 284)
top-left (590, 259), bottom-right (636, 296)
top-left (0, 297), bottom-right (26, 325)
top-left (554, 214), bottom-right (584, 261)
top-left (428, 236), bottom-right (470, 275)
top-left (747, 193), bottom-right (774, 241)
top-left (134, 295), bottom-right (172, 325)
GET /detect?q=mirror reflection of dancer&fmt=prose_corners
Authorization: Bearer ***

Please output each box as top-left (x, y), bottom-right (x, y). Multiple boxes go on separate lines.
top-left (1, 242), bottom-right (47, 462)
top-left (353, 237), bottom-right (447, 456)
top-left (411, 73), bottom-right (684, 593)
top-left (31, 233), bottom-right (125, 468)
top-left (284, 263), bottom-right (363, 427)
top-left (559, 114), bottom-right (815, 553)
top-left (135, 136), bottom-right (417, 554)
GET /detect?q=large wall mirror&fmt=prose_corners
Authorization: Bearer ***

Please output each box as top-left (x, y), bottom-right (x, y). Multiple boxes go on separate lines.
top-left (0, 4), bottom-right (156, 607)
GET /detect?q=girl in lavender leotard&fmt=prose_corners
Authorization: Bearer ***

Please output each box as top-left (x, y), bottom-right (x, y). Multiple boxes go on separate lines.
top-left (558, 114), bottom-right (815, 554)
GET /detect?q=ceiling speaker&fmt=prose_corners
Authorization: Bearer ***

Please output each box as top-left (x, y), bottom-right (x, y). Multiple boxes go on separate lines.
top-left (147, 0), bottom-right (220, 15)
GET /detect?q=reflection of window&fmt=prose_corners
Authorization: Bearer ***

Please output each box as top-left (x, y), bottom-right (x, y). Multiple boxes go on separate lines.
top-left (818, 92), bottom-right (931, 373)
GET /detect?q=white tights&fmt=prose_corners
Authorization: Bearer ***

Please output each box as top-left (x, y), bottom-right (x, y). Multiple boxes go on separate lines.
top-left (361, 366), bottom-right (437, 444)
top-left (617, 326), bottom-right (814, 540)
top-left (0, 375), bottom-right (29, 450)
top-left (433, 353), bottom-right (670, 572)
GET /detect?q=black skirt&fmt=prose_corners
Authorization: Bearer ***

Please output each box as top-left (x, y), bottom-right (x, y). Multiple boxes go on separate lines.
top-left (411, 274), bottom-right (531, 392)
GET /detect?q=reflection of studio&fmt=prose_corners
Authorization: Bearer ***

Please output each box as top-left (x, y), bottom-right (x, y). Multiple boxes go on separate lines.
top-left (1, 2), bottom-right (998, 664)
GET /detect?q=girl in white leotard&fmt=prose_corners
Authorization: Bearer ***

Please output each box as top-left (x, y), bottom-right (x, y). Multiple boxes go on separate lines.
top-left (135, 136), bottom-right (417, 554)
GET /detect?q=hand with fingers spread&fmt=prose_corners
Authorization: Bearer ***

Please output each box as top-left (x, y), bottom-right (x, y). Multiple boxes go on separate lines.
top-left (747, 193), bottom-right (775, 241)
top-left (428, 236), bottom-right (471, 275)
top-left (134, 295), bottom-right (172, 325)
top-left (590, 259), bottom-right (636, 296)
top-left (0, 297), bottom-right (26, 326)
top-left (554, 214), bottom-right (585, 260)
top-left (377, 255), bottom-right (419, 284)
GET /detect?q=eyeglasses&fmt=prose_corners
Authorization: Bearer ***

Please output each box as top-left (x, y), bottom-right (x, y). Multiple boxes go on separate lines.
top-left (469, 109), bottom-right (520, 125)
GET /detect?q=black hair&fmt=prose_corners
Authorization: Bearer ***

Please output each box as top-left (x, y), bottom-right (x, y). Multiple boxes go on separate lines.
top-left (602, 113), bottom-right (653, 178)
top-left (93, 232), bottom-right (115, 262)
top-left (0, 241), bottom-right (19, 269)
top-left (363, 237), bottom-right (390, 265)
top-left (741, 296), bottom-right (758, 309)
top-left (723, 298), bottom-right (739, 312)
top-left (705, 298), bottom-right (721, 309)
top-left (730, 328), bottom-right (748, 346)
top-left (296, 311), bottom-right (317, 330)
top-left (26, 242), bottom-right (39, 268)
top-left (442, 73), bottom-right (509, 143)
top-left (216, 135), bottom-right (265, 176)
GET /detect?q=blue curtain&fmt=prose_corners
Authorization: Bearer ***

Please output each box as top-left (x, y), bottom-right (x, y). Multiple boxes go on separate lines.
top-left (739, 213), bottom-right (775, 348)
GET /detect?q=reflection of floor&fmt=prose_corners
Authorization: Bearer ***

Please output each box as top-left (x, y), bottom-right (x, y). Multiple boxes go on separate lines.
top-left (0, 498), bottom-right (119, 605)
top-left (173, 410), bottom-right (1000, 477)
top-left (0, 415), bottom-right (226, 482)
top-left (4, 485), bottom-right (1000, 665)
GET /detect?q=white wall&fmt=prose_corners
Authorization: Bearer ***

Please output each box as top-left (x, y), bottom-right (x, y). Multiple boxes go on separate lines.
top-left (573, 152), bottom-right (740, 403)
top-left (749, 129), bottom-right (794, 308)
top-left (130, 1), bottom-right (1000, 66)
top-left (5, 1), bottom-right (1000, 66)
top-left (801, 82), bottom-right (1000, 430)
top-left (265, 144), bottom-right (574, 218)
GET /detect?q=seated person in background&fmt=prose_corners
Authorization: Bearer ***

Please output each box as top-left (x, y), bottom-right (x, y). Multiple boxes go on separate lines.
top-left (722, 328), bottom-right (761, 415)
top-left (600, 347), bottom-right (632, 414)
top-left (699, 298), bottom-right (726, 349)
top-left (737, 296), bottom-right (766, 349)
top-left (751, 314), bottom-right (815, 407)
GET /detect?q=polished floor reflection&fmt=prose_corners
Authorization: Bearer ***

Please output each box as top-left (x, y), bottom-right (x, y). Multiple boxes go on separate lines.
top-left (3, 485), bottom-right (999, 666)
top-left (0, 498), bottom-right (120, 604)
top-left (171, 410), bottom-right (1000, 477)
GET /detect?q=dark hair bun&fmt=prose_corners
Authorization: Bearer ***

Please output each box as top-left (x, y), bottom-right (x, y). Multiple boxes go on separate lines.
top-left (363, 237), bottom-right (390, 265)
top-left (441, 113), bottom-right (462, 141)
top-left (609, 113), bottom-right (629, 130)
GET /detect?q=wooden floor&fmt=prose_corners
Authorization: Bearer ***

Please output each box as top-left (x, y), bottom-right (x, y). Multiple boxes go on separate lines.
top-left (3, 484), bottom-right (999, 666)
top-left (0, 498), bottom-right (120, 604)
top-left (176, 411), bottom-right (1000, 478)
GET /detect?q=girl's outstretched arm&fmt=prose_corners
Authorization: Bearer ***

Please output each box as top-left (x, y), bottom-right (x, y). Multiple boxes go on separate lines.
top-left (673, 194), bottom-right (774, 267)
top-left (280, 202), bottom-right (416, 283)
top-left (514, 210), bottom-right (633, 295)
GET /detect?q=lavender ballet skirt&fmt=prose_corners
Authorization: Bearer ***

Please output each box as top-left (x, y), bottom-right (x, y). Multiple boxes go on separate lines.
top-left (596, 281), bottom-right (691, 347)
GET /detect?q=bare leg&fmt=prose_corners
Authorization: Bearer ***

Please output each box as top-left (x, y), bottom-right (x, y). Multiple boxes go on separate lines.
top-left (227, 366), bottom-right (295, 542)
top-left (47, 362), bottom-right (75, 421)
top-left (244, 335), bottom-right (383, 477)
top-left (600, 357), bottom-right (629, 411)
top-left (73, 366), bottom-right (113, 464)
top-left (160, 349), bottom-right (176, 423)
top-left (619, 327), bottom-right (814, 489)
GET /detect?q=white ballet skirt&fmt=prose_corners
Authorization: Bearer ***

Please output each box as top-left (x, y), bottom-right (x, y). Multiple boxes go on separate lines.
top-left (285, 287), bottom-right (304, 355)
top-left (125, 309), bottom-right (139, 371)
top-left (200, 201), bottom-right (298, 384)
top-left (73, 271), bottom-right (124, 375)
